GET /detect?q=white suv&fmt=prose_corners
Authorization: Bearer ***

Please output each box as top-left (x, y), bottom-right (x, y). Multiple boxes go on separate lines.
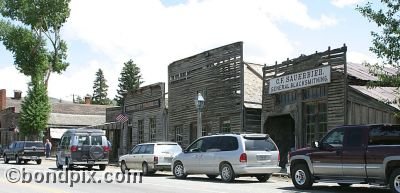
top-left (172, 133), bottom-right (281, 182)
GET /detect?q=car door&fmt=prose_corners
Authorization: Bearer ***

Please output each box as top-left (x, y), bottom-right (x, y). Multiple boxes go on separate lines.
top-left (182, 139), bottom-right (204, 173)
top-left (134, 145), bottom-right (147, 168)
top-left (342, 127), bottom-right (368, 178)
top-left (57, 136), bottom-right (66, 164)
top-left (125, 146), bottom-right (140, 169)
top-left (310, 128), bottom-right (344, 177)
top-left (199, 136), bottom-right (221, 173)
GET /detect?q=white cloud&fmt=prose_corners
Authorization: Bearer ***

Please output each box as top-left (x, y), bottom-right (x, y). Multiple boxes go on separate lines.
top-left (347, 51), bottom-right (378, 64)
top-left (331, 0), bottom-right (364, 8)
top-left (0, 66), bottom-right (30, 97)
top-left (1, 0), bottom-right (339, 101)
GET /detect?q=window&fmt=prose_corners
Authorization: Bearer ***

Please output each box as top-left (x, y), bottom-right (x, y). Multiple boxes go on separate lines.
top-left (175, 125), bottom-right (183, 144)
top-left (322, 129), bottom-right (344, 148)
top-left (187, 139), bottom-right (203, 153)
top-left (138, 145), bottom-right (146, 154)
top-left (131, 145), bottom-right (140, 154)
top-left (202, 123), bottom-right (212, 136)
top-left (138, 120), bottom-right (144, 143)
top-left (219, 136), bottom-right (239, 151)
top-left (91, 136), bottom-right (103, 146)
top-left (144, 144), bottom-right (154, 154)
top-left (77, 136), bottom-right (90, 146)
top-left (277, 91), bottom-right (297, 105)
top-left (369, 125), bottom-right (400, 145)
top-left (303, 86), bottom-right (327, 100)
top-left (149, 118), bottom-right (156, 142)
top-left (304, 101), bottom-right (327, 145)
top-left (345, 128), bottom-right (363, 147)
top-left (220, 119), bottom-right (231, 133)
top-left (201, 137), bottom-right (220, 152)
top-left (244, 138), bottom-right (277, 151)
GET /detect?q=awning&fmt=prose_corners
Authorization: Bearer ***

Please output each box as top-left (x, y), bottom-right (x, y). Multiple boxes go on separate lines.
top-left (50, 128), bottom-right (68, 139)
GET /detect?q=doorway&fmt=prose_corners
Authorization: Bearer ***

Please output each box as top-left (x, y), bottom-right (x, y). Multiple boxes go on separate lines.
top-left (264, 114), bottom-right (295, 168)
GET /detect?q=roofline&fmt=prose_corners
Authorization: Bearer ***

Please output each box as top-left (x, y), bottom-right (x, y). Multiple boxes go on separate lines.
top-left (348, 86), bottom-right (399, 112)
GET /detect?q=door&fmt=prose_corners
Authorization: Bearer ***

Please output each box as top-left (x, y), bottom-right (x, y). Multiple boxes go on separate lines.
top-left (199, 136), bottom-right (221, 173)
top-left (126, 145), bottom-right (140, 169)
top-left (310, 128), bottom-right (344, 177)
top-left (182, 138), bottom-right (204, 173)
top-left (342, 127), bottom-right (367, 178)
top-left (134, 145), bottom-right (147, 169)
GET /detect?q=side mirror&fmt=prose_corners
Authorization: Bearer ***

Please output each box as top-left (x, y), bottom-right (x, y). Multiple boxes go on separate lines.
top-left (312, 141), bottom-right (320, 149)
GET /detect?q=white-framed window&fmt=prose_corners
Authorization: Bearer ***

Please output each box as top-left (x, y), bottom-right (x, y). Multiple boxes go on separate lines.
top-left (149, 117), bottom-right (156, 142)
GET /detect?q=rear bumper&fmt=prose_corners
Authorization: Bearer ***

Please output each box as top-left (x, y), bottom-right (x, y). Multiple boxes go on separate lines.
top-left (234, 165), bottom-right (282, 174)
top-left (21, 156), bottom-right (42, 160)
top-left (153, 164), bottom-right (172, 171)
top-left (71, 160), bottom-right (109, 165)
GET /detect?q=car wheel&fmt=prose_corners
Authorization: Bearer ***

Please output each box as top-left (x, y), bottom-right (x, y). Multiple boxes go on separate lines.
top-left (389, 168), bottom-right (400, 193)
top-left (36, 159), bottom-right (42, 165)
top-left (173, 162), bottom-right (187, 179)
top-left (16, 156), bottom-right (21, 164)
top-left (99, 164), bottom-right (106, 171)
top-left (66, 158), bottom-right (74, 170)
top-left (4, 155), bottom-right (9, 163)
top-left (220, 163), bottom-right (235, 183)
top-left (142, 162), bottom-right (150, 176)
top-left (23, 160), bottom-right (28, 164)
top-left (206, 174), bottom-right (218, 180)
top-left (56, 156), bottom-right (63, 169)
top-left (120, 161), bottom-right (129, 174)
top-left (338, 183), bottom-right (352, 187)
top-left (291, 164), bottom-right (313, 189)
top-left (87, 165), bottom-right (93, 170)
top-left (256, 174), bottom-right (271, 182)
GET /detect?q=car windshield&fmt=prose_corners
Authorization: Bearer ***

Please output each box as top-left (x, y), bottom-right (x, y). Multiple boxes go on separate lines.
top-left (244, 138), bottom-right (277, 151)
top-left (25, 142), bottom-right (44, 148)
top-left (77, 136), bottom-right (90, 145)
top-left (91, 136), bottom-right (103, 145)
top-left (155, 144), bottom-right (182, 154)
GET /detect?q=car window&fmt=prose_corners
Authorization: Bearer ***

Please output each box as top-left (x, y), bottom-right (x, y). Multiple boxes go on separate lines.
top-left (345, 129), bottom-right (363, 147)
top-left (131, 146), bottom-right (140, 154)
top-left (77, 136), bottom-right (90, 146)
top-left (155, 144), bottom-right (182, 154)
top-left (25, 142), bottom-right (44, 148)
top-left (322, 129), bottom-right (344, 148)
top-left (138, 145), bottom-right (147, 154)
top-left (201, 137), bottom-right (221, 152)
top-left (220, 136), bottom-right (239, 151)
top-left (91, 136), bottom-right (103, 146)
top-left (187, 139), bottom-right (203, 153)
top-left (9, 143), bottom-right (14, 149)
top-left (369, 125), bottom-right (400, 145)
top-left (144, 144), bottom-right (154, 154)
top-left (244, 137), bottom-right (277, 151)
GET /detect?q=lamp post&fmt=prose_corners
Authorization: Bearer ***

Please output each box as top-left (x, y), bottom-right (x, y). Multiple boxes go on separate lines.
top-left (195, 93), bottom-right (205, 138)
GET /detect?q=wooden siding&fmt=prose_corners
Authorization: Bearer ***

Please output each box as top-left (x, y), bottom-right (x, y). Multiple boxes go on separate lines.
top-left (262, 46), bottom-right (347, 148)
top-left (168, 42), bottom-right (244, 146)
top-left (124, 83), bottom-right (167, 148)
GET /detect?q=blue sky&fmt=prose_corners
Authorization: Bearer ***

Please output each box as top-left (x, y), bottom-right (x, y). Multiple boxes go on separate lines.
top-left (0, 0), bottom-right (380, 101)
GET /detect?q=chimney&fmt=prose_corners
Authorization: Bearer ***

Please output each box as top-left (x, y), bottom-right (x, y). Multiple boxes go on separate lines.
top-left (84, 95), bottom-right (91, 104)
top-left (0, 89), bottom-right (5, 111)
top-left (13, 90), bottom-right (22, 100)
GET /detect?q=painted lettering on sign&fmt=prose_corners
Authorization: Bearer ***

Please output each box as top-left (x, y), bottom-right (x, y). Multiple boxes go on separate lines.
top-left (125, 99), bottom-right (161, 112)
top-left (269, 66), bottom-right (331, 94)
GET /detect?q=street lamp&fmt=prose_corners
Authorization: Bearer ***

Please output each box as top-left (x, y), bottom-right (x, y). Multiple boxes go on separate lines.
top-left (195, 92), bottom-right (205, 138)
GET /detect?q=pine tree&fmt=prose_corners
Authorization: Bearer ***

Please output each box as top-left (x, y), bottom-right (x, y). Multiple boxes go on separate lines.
top-left (19, 81), bottom-right (51, 140)
top-left (92, 69), bottom-right (111, 105)
top-left (115, 59), bottom-right (143, 106)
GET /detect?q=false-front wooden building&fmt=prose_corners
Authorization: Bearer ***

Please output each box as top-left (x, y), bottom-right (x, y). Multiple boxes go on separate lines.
top-left (168, 42), bottom-right (264, 147)
top-left (261, 45), bottom-right (399, 167)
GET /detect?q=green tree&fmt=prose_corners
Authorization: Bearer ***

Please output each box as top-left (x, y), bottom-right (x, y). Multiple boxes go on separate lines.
top-left (357, 1), bottom-right (400, 88)
top-left (18, 82), bottom-right (50, 140)
top-left (115, 59), bottom-right (143, 106)
top-left (0, 0), bottom-right (71, 137)
top-left (92, 68), bottom-right (111, 105)
top-left (74, 95), bottom-right (85, 104)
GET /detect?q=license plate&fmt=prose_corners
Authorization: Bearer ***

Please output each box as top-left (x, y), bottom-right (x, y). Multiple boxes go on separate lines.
top-left (32, 156), bottom-right (37, 159)
top-left (165, 157), bottom-right (173, 163)
top-left (256, 155), bottom-right (269, 161)
top-left (88, 161), bottom-right (94, 164)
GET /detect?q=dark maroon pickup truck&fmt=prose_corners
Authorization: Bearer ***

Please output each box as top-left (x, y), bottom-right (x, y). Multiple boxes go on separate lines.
top-left (288, 124), bottom-right (400, 193)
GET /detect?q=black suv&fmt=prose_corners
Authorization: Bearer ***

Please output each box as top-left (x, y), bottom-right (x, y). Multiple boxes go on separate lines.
top-left (3, 141), bottom-right (45, 164)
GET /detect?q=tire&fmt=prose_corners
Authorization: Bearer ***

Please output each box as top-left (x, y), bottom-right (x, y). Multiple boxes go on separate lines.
top-left (56, 156), bottom-right (63, 169)
top-left (291, 164), bottom-right (313, 189)
top-left (66, 158), bottom-right (74, 170)
top-left (99, 164), bottom-right (106, 171)
top-left (173, 161), bottom-right (187, 179)
top-left (206, 174), bottom-right (218, 179)
top-left (36, 159), bottom-right (42, 165)
top-left (220, 163), bottom-right (235, 183)
top-left (338, 183), bottom-right (352, 187)
top-left (23, 160), bottom-right (28, 164)
top-left (256, 174), bottom-right (271, 182)
top-left (4, 155), bottom-right (9, 164)
top-left (87, 165), bottom-right (93, 170)
top-left (120, 161), bottom-right (129, 174)
top-left (142, 162), bottom-right (149, 176)
top-left (16, 156), bottom-right (21, 164)
top-left (389, 168), bottom-right (400, 193)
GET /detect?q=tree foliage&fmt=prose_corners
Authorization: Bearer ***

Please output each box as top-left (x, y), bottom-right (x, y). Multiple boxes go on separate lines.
top-left (0, 0), bottom-right (71, 137)
top-left (357, 1), bottom-right (400, 88)
top-left (115, 59), bottom-right (143, 106)
top-left (18, 82), bottom-right (50, 140)
top-left (92, 68), bottom-right (111, 105)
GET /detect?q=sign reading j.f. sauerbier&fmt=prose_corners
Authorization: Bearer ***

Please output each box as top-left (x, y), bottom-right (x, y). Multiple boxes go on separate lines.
top-left (269, 65), bottom-right (331, 94)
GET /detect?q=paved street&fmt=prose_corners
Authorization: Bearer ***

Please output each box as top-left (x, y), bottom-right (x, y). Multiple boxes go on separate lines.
top-left (0, 158), bottom-right (391, 193)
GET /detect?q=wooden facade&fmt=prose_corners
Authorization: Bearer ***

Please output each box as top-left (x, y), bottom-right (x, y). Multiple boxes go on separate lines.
top-left (261, 45), bottom-right (399, 167)
top-left (168, 42), bottom-right (263, 147)
top-left (125, 82), bottom-right (167, 148)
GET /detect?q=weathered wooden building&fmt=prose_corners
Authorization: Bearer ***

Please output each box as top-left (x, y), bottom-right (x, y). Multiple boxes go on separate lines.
top-left (168, 42), bottom-right (263, 147)
top-left (261, 45), bottom-right (399, 167)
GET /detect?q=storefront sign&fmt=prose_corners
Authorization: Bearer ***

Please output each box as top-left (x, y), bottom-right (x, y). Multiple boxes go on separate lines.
top-left (125, 99), bottom-right (161, 112)
top-left (269, 66), bottom-right (331, 94)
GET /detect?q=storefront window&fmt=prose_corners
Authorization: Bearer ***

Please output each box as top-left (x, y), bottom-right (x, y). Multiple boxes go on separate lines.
top-left (221, 119), bottom-right (231, 133)
top-left (138, 120), bottom-right (144, 143)
top-left (149, 118), bottom-right (156, 142)
top-left (175, 125), bottom-right (183, 144)
top-left (304, 101), bottom-right (327, 145)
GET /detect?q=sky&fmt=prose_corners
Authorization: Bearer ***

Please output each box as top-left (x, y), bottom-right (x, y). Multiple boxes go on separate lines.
top-left (0, 0), bottom-right (381, 101)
